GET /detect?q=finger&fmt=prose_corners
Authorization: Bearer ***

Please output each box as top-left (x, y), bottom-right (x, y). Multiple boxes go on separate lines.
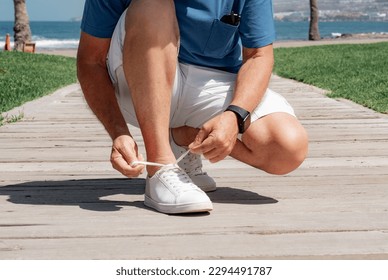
top-left (136, 153), bottom-right (145, 174)
top-left (111, 145), bottom-right (144, 176)
top-left (189, 128), bottom-right (209, 152)
top-left (202, 146), bottom-right (219, 160)
top-left (119, 143), bottom-right (145, 174)
top-left (202, 136), bottom-right (235, 163)
top-left (207, 152), bottom-right (228, 163)
top-left (192, 132), bottom-right (220, 155)
top-left (119, 143), bottom-right (139, 165)
top-left (111, 154), bottom-right (144, 177)
top-left (190, 130), bottom-right (215, 154)
top-left (202, 143), bottom-right (230, 163)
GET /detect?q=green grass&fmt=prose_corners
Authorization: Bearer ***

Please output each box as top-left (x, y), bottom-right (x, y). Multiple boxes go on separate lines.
top-left (274, 42), bottom-right (388, 114)
top-left (0, 51), bottom-right (77, 123)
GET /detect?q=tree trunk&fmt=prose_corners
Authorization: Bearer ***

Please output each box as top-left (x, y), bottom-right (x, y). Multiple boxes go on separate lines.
top-left (13, 0), bottom-right (32, 51)
top-left (309, 0), bottom-right (320, 41)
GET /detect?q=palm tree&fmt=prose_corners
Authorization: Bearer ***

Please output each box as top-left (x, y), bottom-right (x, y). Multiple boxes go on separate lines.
top-left (309, 0), bottom-right (320, 40)
top-left (13, 0), bottom-right (32, 51)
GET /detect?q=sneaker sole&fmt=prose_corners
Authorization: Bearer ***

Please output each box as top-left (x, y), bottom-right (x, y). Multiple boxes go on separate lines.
top-left (144, 195), bottom-right (213, 214)
top-left (199, 185), bottom-right (217, 192)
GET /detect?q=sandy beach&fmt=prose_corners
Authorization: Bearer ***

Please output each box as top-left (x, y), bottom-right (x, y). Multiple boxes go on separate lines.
top-left (36, 36), bottom-right (388, 58)
top-left (36, 48), bottom-right (79, 57)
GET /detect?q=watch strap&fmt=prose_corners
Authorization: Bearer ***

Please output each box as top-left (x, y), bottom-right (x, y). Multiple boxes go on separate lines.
top-left (225, 105), bottom-right (251, 134)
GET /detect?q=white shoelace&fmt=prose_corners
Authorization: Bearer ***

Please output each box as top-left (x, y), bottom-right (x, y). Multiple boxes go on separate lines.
top-left (131, 149), bottom-right (191, 168)
top-left (131, 150), bottom-right (197, 193)
top-left (160, 165), bottom-right (195, 192)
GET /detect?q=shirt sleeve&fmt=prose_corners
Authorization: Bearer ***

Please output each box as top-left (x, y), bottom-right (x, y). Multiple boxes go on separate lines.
top-left (81, 0), bottom-right (130, 38)
top-left (239, 0), bottom-right (276, 48)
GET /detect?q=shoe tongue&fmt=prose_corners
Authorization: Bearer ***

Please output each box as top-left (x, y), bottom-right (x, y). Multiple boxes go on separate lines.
top-left (159, 163), bottom-right (180, 173)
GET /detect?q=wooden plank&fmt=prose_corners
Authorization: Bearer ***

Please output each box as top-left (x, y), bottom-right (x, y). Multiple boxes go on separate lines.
top-left (1, 232), bottom-right (387, 260)
top-left (1, 76), bottom-right (388, 260)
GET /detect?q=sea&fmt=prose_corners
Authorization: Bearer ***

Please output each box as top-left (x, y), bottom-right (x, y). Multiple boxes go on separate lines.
top-left (1, 20), bottom-right (387, 50)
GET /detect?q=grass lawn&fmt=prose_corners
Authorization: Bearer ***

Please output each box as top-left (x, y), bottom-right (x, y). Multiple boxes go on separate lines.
top-left (274, 42), bottom-right (388, 114)
top-left (0, 51), bottom-right (76, 124)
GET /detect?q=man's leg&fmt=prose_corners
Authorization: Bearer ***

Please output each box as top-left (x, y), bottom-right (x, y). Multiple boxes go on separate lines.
top-left (234, 113), bottom-right (308, 175)
top-left (172, 113), bottom-right (308, 175)
top-left (170, 63), bottom-right (307, 175)
top-left (123, 0), bottom-right (179, 176)
top-left (120, 0), bottom-right (212, 213)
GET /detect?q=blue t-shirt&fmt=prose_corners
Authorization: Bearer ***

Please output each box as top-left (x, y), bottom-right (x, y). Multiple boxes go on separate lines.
top-left (81, 0), bottom-right (275, 73)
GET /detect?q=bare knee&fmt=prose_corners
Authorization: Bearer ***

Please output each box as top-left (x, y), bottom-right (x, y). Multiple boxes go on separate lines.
top-left (242, 116), bottom-right (308, 175)
top-left (269, 126), bottom-right (308, 175)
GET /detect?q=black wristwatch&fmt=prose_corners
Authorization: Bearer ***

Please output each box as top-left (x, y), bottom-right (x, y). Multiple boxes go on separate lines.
top-left (225, 105), bottom-right (251, 134)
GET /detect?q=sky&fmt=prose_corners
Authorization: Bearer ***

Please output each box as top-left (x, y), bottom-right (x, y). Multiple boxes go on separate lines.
top-left (0, 0), bottom-right (86, 21)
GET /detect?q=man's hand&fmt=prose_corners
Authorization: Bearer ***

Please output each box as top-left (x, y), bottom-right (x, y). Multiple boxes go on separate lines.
top-left (110, 135), bottom-right (145, 177)
top-left (189, 111), bottom-right (239, 163)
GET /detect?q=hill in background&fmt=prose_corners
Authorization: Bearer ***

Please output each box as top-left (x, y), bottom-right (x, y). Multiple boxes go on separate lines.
top-left (273, 0), bottom-right (388, 21)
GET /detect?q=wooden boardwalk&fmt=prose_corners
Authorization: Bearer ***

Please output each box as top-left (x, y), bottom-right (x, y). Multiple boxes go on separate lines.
top-left (1, 76), bottom-right (387, 260)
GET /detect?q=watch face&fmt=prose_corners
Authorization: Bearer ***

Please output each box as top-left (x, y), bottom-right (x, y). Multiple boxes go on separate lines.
top-left (242, 113), bottom-right (251, 133)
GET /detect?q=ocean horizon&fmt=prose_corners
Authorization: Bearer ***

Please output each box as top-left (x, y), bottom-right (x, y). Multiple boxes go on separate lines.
top-left (1, 20), bottom-right (387, 50)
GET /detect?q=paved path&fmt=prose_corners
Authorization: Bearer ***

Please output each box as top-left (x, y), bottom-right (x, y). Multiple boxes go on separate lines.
top-left (1, 76), bottom-right (387, 260)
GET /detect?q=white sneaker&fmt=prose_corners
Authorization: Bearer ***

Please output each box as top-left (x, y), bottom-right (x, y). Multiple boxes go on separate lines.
top-left (170, 138), bottom-right (217, 192)
top-left (144, 164), bottom-right (213, 214)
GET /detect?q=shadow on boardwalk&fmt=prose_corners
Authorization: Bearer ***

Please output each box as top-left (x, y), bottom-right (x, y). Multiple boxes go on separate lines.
top-left (0, 179), bottom-right (277, 212)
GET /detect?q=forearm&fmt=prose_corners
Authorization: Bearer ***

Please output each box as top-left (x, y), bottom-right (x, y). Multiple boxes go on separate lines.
top-left (231, 44), bottom-right (274, 112)
top-left (78, 62), bottom-right (130, 140)
top-left (77, 31), bottom-right (130, 140)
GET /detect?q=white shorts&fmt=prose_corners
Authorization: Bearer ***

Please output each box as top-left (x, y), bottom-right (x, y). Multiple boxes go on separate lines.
top-left (107, 11), bottom-right (295, 129)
